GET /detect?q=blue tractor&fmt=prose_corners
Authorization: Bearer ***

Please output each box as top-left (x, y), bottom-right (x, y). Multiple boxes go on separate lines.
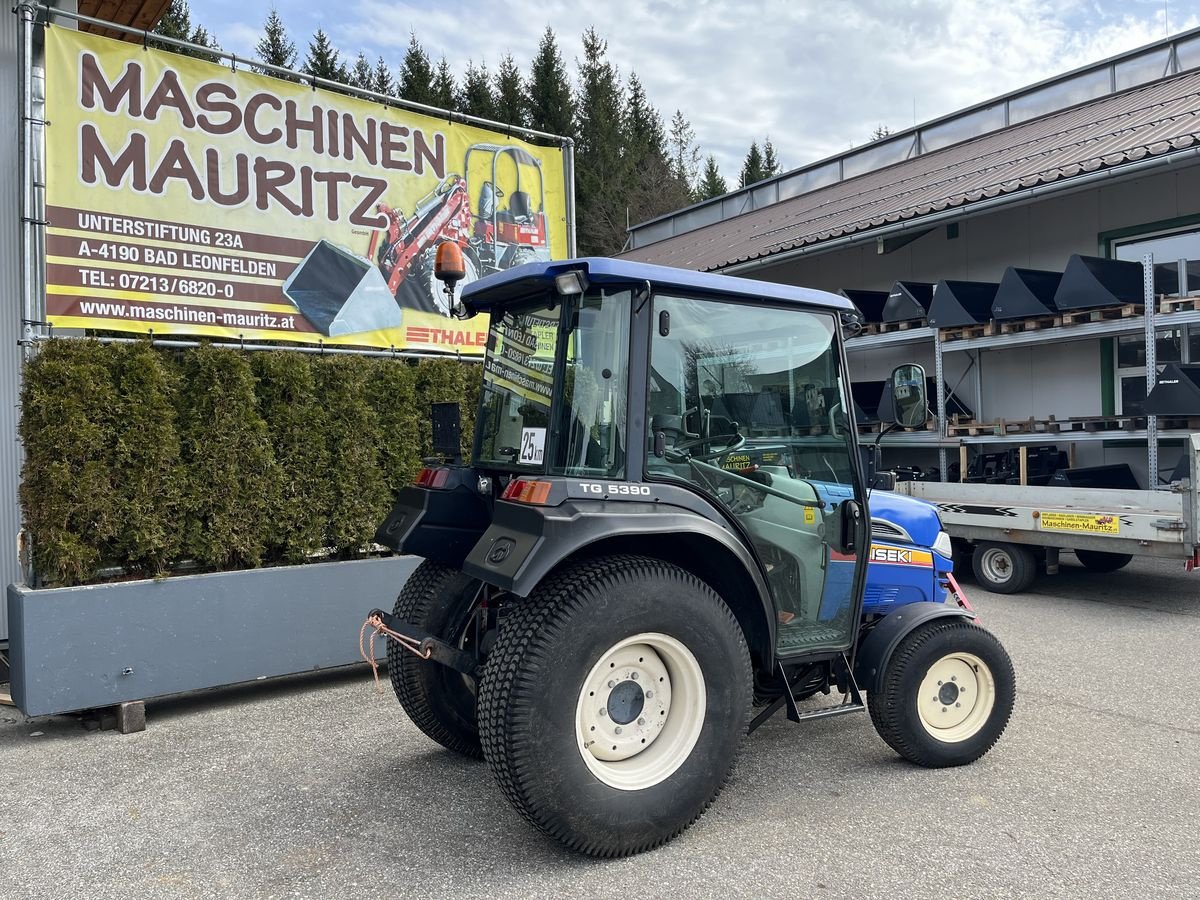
top-left (369, 255), bottom-right (1014, 857)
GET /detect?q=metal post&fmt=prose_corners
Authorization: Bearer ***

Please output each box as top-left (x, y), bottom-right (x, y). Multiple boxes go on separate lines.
top-left (1179, 257), bottom-right (1190, 297)
top-left (935, 328), bottom-right (947, 480)
top-left (564, 139), bottom-right (578, 257)
top-left (1143, 253), bottom-right (1157, 483)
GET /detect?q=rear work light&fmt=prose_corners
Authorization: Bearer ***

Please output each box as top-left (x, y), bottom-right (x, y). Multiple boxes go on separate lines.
top-left (501, 479), bottom-right (553, 505)
top-left (415, 467), bottom-right (450, 489)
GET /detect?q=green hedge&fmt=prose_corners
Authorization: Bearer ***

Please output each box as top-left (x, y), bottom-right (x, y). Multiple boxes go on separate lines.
top-left (19, 340), bottom-right (479, 586)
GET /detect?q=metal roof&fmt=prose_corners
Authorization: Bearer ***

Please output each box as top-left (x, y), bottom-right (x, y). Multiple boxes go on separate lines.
top-left (460, 257), bottom-right (853, 313)
top-left (622, 67), bottom-right (1200, 273)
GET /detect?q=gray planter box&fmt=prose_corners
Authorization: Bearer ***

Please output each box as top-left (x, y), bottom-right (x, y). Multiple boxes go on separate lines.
top-left (7, 555), bottom-right (419, 717)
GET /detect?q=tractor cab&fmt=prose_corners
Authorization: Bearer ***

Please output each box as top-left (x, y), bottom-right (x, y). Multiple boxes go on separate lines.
top-left (368, 257), bottom-right (1014, 858)
top-left (464, 144), bottom-right (550, 272)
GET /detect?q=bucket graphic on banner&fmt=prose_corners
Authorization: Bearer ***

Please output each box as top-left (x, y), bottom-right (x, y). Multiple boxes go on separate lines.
top-left (42, 29), bottom-right (571, 353)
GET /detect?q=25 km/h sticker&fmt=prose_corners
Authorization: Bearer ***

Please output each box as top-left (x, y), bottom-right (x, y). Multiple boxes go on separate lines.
top-left (1037, 512), bottom-right (1120, 535)
top-left (519, 427), bottom-right (546, 464)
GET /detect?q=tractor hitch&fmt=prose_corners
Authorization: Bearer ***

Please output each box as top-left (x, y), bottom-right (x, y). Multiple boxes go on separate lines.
top-left (365, 607), bottom-right (479, 677)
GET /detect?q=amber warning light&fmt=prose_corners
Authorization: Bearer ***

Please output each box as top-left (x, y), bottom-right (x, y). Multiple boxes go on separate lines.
top-left (501, 479), bottom-right (553, 505)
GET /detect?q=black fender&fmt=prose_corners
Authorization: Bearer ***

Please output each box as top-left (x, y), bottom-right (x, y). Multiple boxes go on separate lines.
top-left (854, 602), bottom-right (976, 694)
top-left (461, 498), bottom-right (778, 664)
top-left (374, 471), bottom-right (489, 567)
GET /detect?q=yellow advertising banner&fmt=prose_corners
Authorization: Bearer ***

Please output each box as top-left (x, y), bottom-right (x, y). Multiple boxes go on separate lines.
top-left (43, 29), bottom-right (570, 352)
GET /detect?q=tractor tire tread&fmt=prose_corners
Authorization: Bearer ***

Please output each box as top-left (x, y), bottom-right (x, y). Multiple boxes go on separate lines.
top-left (477, 553), bottom-right (750, 858)
top-left (389, 560), bottom-right (483, 759)
top-left (868, 619), bottom-right (1015, 768)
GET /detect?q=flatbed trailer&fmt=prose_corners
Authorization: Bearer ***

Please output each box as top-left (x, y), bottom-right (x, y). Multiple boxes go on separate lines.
top-left (893, 433), bottom-right (1200, 593)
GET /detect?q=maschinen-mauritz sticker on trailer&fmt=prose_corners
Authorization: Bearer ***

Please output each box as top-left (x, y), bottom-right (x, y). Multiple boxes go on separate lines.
top-left (1037, 512), bottom-right (1120, 535)
top-left (519, 427), bottom-right (546, 464)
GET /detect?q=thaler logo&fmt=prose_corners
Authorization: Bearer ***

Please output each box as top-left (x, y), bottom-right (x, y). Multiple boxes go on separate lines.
top-left (406, 327), bottom-right (487, 347)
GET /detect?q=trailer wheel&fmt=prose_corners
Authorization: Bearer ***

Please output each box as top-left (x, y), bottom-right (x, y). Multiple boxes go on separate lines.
top-left (868, 619), bottom-right (1015, 768)
top-left (1074, 549), bottom-right (1134, 572)
top-left (388, 560), bottom-right (484, 759)
top-left (971, 541), bottom-right (1037, 594)
top-left (477, 555), bottom-right (751, 857)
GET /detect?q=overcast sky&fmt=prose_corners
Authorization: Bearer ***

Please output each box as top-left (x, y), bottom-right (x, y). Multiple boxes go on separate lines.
top-left (189, 0), bottom-right (1199, 182)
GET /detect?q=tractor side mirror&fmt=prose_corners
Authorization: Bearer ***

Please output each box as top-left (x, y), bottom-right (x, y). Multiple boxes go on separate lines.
top-left (890, 364), bottom-right (928, 428)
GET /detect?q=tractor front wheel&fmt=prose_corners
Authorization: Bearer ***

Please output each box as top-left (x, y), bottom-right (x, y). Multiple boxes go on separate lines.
top-left (388, 560), bottom-right (484, 758)
top-left (869, 619), bottom-right (1015, 768)
top-left (477, 555), bottom-right (751, 857)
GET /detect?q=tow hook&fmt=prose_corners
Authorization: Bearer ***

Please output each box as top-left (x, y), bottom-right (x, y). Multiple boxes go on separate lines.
top-left (362, 608), bottom-right (479, 677)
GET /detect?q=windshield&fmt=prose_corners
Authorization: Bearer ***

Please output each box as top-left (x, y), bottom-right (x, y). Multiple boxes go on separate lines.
top-left (475, 289), bottom-right (630, 476)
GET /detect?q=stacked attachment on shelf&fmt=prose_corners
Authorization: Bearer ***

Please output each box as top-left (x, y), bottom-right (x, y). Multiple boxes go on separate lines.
top-left (992, 268), bottom-right (1062, 319)
top-left (1143, 363), bottom-right (1200, 416)
top-left (927, 280), bottom-right (999, 328)
top-left (882, 281), bottom-right (934, 323)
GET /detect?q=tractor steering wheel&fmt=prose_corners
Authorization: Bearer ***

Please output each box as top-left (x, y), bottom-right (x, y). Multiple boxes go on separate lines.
top-left (663, 431), bottom-right (746, 463)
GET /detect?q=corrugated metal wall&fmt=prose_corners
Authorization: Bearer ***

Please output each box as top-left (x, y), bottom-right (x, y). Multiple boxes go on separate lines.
top-left (0, 7), bottom-right (26, 640)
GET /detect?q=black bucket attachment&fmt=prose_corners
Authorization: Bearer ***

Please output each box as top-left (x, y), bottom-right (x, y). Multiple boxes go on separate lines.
top-left (928, 280), bottom-right (998, 328)
top-left (992, 267), bottom-right (1062, 320)
top-left (876, 378), bottom-right (973, 423)
top-left (883, 281), bottom-right (935, 322)
top-left (1143, 363), bottom-right (1200, 416)
top-left (839, 289), bottom-right (889, 325)
top-left (850, 381), bottom-right (885, 423)
top-left (1153, 259), bottom-right (1200, 296)
top-left (1053, 256), bottom-right (1143, 310)
top-left (283, 239), bottom-right (402, 335)
top-left (1049, 464), bottom-right (1140, 490)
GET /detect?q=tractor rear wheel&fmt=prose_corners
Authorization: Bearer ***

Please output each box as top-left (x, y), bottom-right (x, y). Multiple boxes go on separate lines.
top-left (388, 560), bottom-right (484, 759)
top-left (971, 541), bottom-right (1037, 594)
top-left (477, 555), bottom-right (751, 857)
top-left (1074, 549), bottom-right (1134, 572)
top-left (868, 619), bottom-right (1015, 768)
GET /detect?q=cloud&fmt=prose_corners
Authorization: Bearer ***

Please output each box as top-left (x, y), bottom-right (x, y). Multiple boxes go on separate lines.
top-left (195, 0), bottom-right (1199, 184)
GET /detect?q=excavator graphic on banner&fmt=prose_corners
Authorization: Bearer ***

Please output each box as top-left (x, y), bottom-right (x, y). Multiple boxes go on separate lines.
top-left (369, 144), bottom-right (552, 316)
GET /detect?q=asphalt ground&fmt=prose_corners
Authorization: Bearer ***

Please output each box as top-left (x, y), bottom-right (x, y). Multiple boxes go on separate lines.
top-left (2, 555), bottom-right (1198, 900)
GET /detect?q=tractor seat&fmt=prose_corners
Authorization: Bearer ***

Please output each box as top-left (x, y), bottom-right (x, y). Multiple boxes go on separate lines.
top-left (506, 190), bottom-right (534, 222)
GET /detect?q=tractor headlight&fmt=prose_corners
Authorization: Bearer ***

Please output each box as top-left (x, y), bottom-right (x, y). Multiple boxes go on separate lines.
top-left (933, 530), bottom-right (953, 559)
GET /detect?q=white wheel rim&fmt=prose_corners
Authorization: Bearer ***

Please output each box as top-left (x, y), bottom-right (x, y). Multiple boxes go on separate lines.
top-left (917, 651), bottom-right (997, 743)
top-left (979, 547), bottom-right (1014, 584)
top-left (575, 633), bottom-right (706, 791)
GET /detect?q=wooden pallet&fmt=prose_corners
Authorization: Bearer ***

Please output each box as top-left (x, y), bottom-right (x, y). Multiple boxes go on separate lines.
top-left (938, 323), bottom-right (991, 342)
top-left (998, 315), bottom-right (1060, 334)
top-left (1058, 303), bottom-right (1143, 326)
top-left (1160, 416), bottom-right (1200, 431)
top-left (1159, 294), bottom-right (1200, 314)
top-left (876, 318), bottom-right (925, 333)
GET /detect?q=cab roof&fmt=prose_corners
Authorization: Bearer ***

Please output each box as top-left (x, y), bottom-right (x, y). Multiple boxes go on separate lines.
top-left (459, 257), bottom-right (853, 313)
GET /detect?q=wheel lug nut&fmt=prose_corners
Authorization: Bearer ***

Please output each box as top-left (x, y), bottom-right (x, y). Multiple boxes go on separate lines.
top-left (951, 676), bottom-right (957, 682)
top-left (955, 702), bottom-right (961, 708)
top-left (937, 681), bottom-right (943, 686)
top-left (637, 717), bottom-right (645, 726)
top-left (607, 680), bottom-right (616, 688)
top-left (614, 726), bottom-right (623, 735)
top-left (599, 709), bottom-right (607, 717)
top-left (645, 690), bottom-right (654, 699)
top-left (941, 707), bottom-right (947, 713)
top-left (631, 672), bottom-right (639, 680)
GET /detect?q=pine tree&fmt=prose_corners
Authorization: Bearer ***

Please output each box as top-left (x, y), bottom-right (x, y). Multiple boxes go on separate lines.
top-left (349, 52), bottom-right (374, 90)
top-left (459, 61), bottom-right (497, 121)
top-left (152, 0), bottom-right (221, 62)
top-left (574, 28), bottom-right (627, 255)
top-left (302, 28), bottom-right (345, 83)
top-left (254, 6), bottom-right (296, 72)
top-left (431, 57), bottom-right (457, 111)
top-left (495, 53), bottom-right (527, 128)
top-left (398, 33), bottom-right (435, 106)
top-left (372, 57), bottom-right (395, 96)
top-left (697, 155), bottom-right (727, 200)
top-left (871, 124), bottom-right (891, 141)
top-left (763, 138), bottom-right (781, 177)
top-left (622, 73), bottom-right (692, 235)
top-left (527, 28), bottom-right (574, 136)
top-left (741, 141), bottom-right (766, 188)
top-left (668, 109), bottom-right (700, 194)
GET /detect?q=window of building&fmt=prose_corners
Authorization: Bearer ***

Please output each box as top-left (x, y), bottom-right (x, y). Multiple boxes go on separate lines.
top-left (1110, 225), bottom-right (1200, 414)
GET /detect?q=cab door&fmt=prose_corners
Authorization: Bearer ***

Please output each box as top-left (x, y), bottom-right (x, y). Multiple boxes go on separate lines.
top-left (645, 294), bottom-right (867, 657)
